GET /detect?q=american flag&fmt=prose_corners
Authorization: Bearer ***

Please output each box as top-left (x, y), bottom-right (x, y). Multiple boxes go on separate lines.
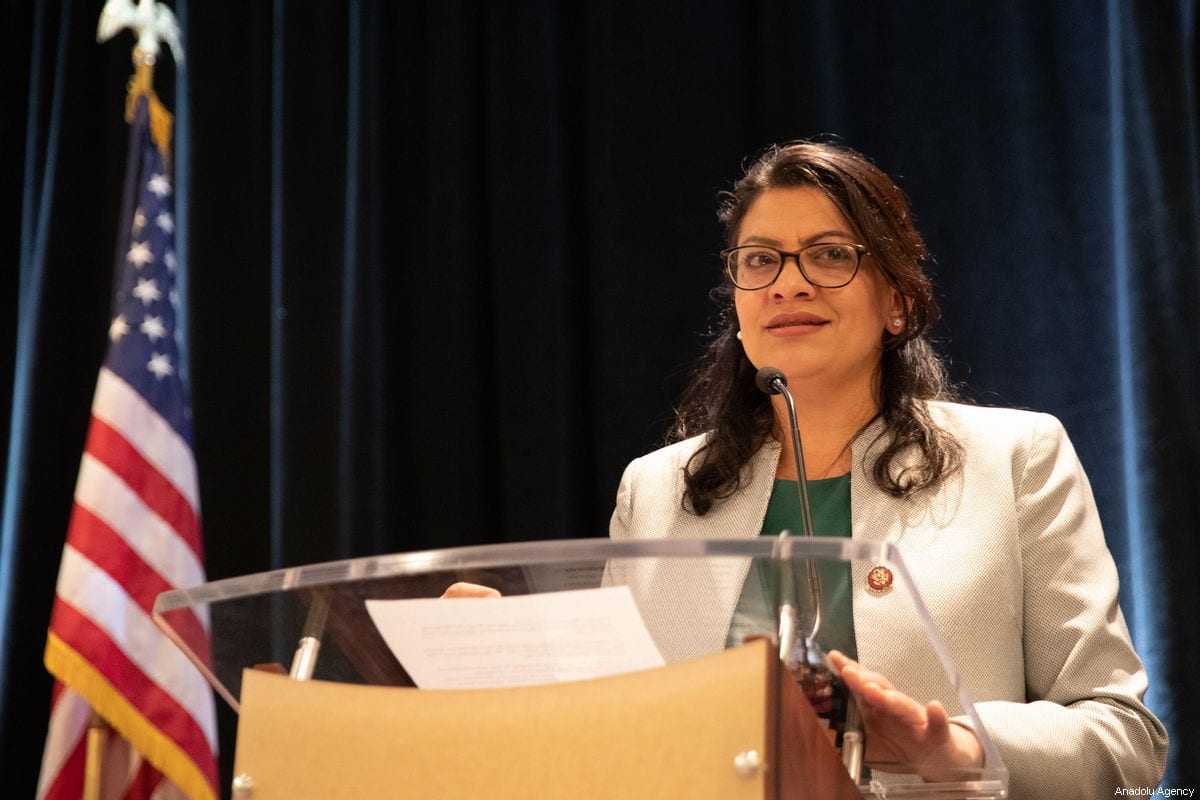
top-left (37, 95), bottom-right (218, 800)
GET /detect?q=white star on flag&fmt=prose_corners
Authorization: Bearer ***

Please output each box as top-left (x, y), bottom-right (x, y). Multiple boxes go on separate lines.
top-left (140, 315), bottom-right (168, 342)
top-left (156, 212), bottom-right (174, 234)
top-left (132, 277), bottom-right (162, 305)
top-left (146, 352), bottom-right (174, 379)
top-left (164, 250), bottom-right (177, 272)
top-left (127, 241), bottom-right (153, 268)
top-left (147, 173), bottom-right (171, 198)
top-left (108, 314), bottom-right (130, 342)
top-left (133, 208), bottom-right (146, 233)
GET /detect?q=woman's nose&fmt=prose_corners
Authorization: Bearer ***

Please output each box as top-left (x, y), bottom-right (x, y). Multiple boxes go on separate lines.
top-left (772, 253), bottom-right (815, 296)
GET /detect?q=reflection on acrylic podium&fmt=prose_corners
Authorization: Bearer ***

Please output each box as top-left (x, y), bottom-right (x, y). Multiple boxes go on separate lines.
top-left (153, 538), bottom-right (1009, 799)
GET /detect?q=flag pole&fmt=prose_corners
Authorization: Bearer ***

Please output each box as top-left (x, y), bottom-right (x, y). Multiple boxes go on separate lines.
top-left (98, 0), bottom-right (185, 163)
top-left (80, 51), bottom-right (153, 800)
top-left (54, 4), bottom-right (215, 795)
top-left (83, 711), bottom-right (110, 800)
top-left (126, 48), bottom-right (174, 164)
top-left (81, 20), bottom-right (174, 800)
top-left (81, 50), bottom-right (156, 800)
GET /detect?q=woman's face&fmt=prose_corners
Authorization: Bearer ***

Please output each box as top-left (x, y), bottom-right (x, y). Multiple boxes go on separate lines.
top-left (733, 186), bottom-right (903, 396)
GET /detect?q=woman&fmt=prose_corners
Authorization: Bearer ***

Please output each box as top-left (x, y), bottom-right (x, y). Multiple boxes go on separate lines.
top-left (608, 141), bottom-right (1168, 797)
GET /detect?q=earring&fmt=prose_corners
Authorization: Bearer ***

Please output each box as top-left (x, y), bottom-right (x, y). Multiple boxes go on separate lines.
top-left (736, 330), bottom-right (743, 341)
top-left (891, 317), bottom-right (904, 330)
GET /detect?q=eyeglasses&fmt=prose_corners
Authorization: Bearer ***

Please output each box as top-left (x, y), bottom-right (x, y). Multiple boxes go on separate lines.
top-left (721, 242), bottom-right (868, 290)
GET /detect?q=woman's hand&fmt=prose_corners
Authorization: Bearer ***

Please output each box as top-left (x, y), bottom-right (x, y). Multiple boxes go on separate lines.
top-left (439, 582), bottom-right (500, 598)
top-left (828, 650), bottom-right (984, 783)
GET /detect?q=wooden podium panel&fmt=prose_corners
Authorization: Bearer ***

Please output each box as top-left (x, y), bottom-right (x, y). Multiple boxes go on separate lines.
top-left (233, 638), bottom-right (858, 799)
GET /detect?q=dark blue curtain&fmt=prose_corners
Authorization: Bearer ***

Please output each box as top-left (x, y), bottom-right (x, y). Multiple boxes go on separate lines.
top-left (2, 0), bottom-right (1195, 792)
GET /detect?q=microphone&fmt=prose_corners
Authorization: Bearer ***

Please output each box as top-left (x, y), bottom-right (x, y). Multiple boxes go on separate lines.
top-left (755, 369), bottom-right (813, 537)
top-left (755, 365), bottom-right (863, 785)
top-left (754, 365), bottom-right (788, 398)
top-left (754, 367), bottom-right (819, 621)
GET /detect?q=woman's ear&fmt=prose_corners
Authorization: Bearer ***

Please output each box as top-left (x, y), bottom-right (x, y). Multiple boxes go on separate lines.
top-left (886, 290), bottom-right (910, 334)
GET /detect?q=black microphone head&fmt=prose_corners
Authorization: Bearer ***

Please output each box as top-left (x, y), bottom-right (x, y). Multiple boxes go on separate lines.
top-left (755, 366), bottom-right (787, 395)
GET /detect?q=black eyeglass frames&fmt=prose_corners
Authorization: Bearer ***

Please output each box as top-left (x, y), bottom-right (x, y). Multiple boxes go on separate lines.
top-left (720, 242), bottom-right (868, 290)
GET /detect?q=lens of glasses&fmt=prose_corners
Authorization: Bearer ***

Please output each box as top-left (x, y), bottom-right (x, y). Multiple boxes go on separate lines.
top-left (725, 243), bottom-right (862, 289)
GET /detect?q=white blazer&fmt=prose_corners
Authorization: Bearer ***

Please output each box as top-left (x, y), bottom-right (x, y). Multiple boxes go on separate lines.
top-left (608, 401), bottom-right (1167, 799)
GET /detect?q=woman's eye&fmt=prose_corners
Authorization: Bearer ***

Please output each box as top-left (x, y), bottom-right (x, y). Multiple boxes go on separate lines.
top-left (813, 244), bottom-right (853, 261)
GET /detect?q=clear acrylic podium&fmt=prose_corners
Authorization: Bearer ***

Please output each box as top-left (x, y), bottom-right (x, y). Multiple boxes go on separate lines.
top-left (153, 538), bottom-right (1009, 799)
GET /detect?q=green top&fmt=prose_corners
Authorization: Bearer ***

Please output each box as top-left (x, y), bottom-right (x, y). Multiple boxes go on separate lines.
top-left (726, 474), bottom-right (857, 659)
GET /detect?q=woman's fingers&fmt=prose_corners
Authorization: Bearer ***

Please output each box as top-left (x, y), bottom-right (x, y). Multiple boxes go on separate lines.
top-left (857, 682), bottom-right (930, 731)
top-left (827, 652), bottom-right (984, 781)
top-left (832, 653), bottom-right (936, 728)
top-left (924, 700), bottom-right (950, 729)
top-left (440, 582), bottom-right (501, 598)
top-left (834, 655), bottom-right (894, 693)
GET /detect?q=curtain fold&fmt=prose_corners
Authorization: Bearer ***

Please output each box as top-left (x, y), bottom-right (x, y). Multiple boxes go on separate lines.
top-left (3, 0), bottom-right (1195, 790)
top-left (1108, 0), bottom-right (1200, 758)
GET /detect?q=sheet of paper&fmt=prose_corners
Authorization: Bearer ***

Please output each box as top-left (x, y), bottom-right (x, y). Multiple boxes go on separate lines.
top-left (365, 585), bottom-right (665, 689)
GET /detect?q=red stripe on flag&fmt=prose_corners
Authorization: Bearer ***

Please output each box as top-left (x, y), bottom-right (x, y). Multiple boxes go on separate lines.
top-left (66, 505), bottom-right (171, 612)
top-left (40, 729), bottom-right (86, 800)
top-left (50, 602), bottom-right (218, 788)
top-left (123, 759), bottom-right (164, 799)
top-left (84, 417), bottom-right (203, 559)
top-left (65, 505), bottom-right (213, 670)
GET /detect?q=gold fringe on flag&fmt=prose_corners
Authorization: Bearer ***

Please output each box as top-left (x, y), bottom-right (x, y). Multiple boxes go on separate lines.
top-left (124, 49), bottom-right (174, 166)
top-left (45, 633), bottom-right (217, 800)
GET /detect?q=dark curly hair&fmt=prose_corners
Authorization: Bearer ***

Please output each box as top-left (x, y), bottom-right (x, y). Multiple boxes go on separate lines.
top-left (671, 141), bottom-right (962, 515)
